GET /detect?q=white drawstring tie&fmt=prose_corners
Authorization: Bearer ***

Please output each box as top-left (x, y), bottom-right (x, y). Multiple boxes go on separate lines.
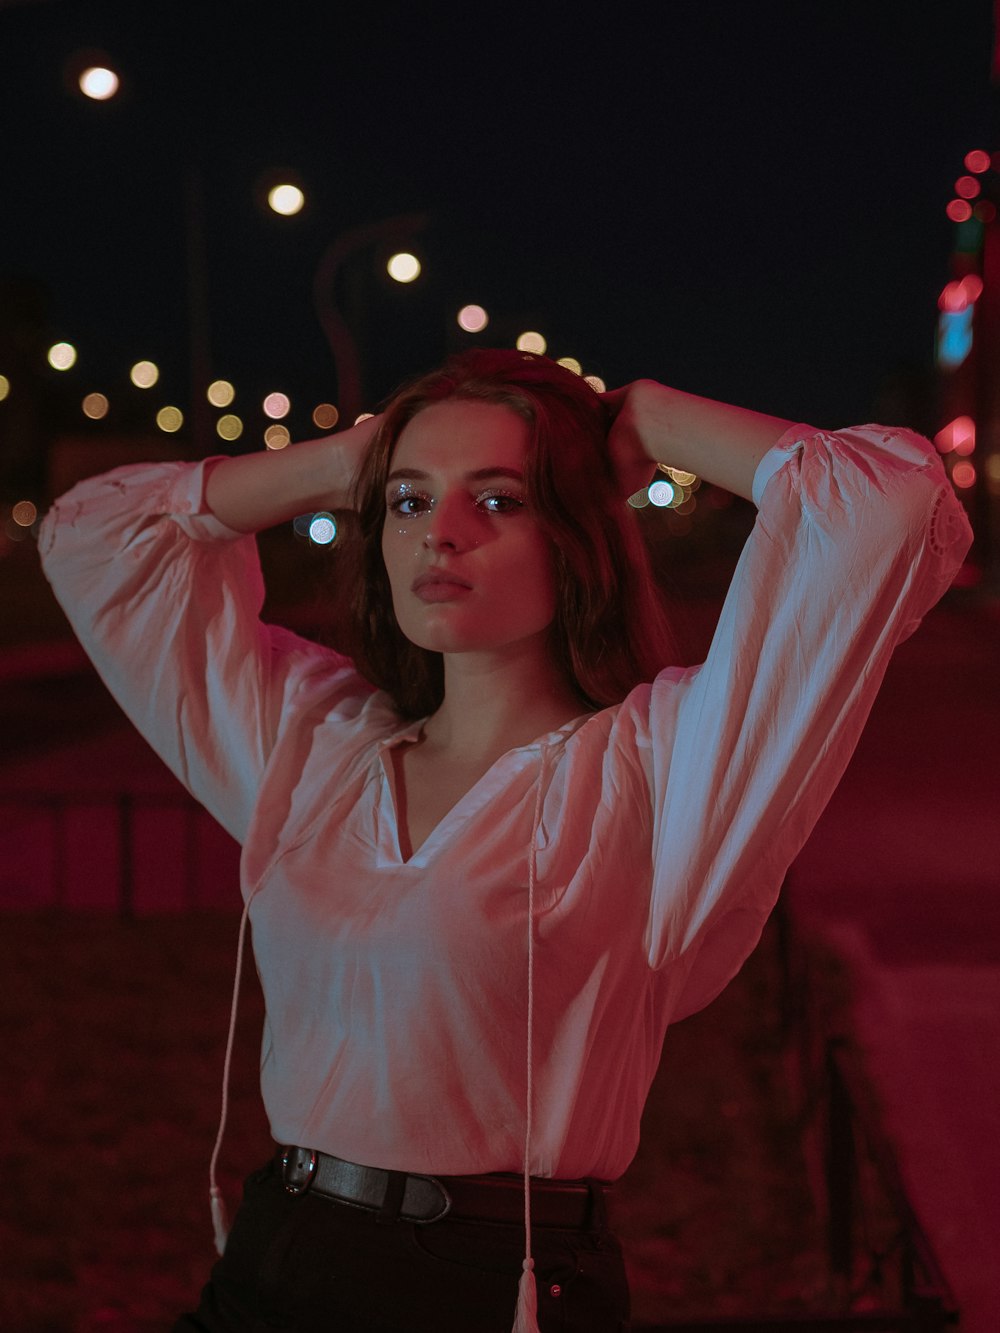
top-left (513, 739), bottom-right (548, 1333)
top-left (208, 891), bottom-right (255, 1255)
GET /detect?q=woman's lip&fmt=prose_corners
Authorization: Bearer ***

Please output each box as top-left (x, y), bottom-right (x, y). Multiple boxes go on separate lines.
top-left (412, 574), bottom-right (472, 602)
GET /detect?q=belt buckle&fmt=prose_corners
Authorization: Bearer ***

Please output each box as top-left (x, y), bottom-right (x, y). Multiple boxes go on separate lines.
top-left (281, 1146), bottom-right (318, 1195)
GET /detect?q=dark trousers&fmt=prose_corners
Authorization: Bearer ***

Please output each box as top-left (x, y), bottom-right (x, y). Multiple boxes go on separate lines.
top-left (174, 1158), bottom-right (631, 1332)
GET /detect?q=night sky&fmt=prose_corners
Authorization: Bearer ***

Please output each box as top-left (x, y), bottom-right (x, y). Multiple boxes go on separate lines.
top-left (2, 0), bottom-right (997, 452)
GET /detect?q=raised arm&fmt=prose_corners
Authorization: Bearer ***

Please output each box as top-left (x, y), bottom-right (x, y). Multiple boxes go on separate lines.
top-left (602, 379), bottom-right (794, 502)
top-left (204, 413), bottom-right (381, 532)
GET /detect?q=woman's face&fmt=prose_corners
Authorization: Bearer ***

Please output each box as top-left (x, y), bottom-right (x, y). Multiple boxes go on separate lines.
top-left (380, 399), bottom-right (558, 658)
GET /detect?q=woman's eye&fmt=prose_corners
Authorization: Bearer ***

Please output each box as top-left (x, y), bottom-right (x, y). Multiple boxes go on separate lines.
top-left (388, 493), bottom-right (430, 516)
top-left (478, 492), bottom-right (524, 514)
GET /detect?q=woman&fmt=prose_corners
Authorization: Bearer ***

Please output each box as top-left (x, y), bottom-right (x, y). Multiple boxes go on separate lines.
top-left (39, 350), bottom-right (971, 1332)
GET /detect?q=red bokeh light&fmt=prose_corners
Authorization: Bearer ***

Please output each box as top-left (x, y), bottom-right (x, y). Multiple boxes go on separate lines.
top-left (946, 199), bottom-right (973, 223)
top-left (955, 175), bottom-right (981, 200)
top-left (952, 462), bottom-right (976, 489)
top-left (974, 201), bottom-right (997, 223)
top-left (964, 149), bottom-right (991, 173)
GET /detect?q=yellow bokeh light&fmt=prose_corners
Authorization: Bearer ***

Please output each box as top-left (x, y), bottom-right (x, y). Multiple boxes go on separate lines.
top-left (263, 392), bottom-right (290, 420)
top-left (985, 454), bottom-right (1000, 482)
top-left (130, 360), bottom-right (159, 388)
top-left (82, 392), bottom-right (109, 420)
top-left (627, 489), bottom-right (651, 509)
top-left (264, 425), bottom-right (290, 450)
top-left (457, 304), bottom-right (489, 333)
top-left (156, 406), bottom-right (184, 433)
top-left (0, 375), bottom-right (9, 401)
top-left (47, 342), bottom-right (77, 371)
top-left (312, 403), bottom-right (340, 430)
top-left (516, 331), bottom-right (547, 355)
top-left (207, 380), bottom-right (235, 408)
top-left (387, 252), bottom-right (421, 283)
top-left (268, 184), bottom-right (305, 216)
top-left (355, 412), bottom-right (374, 425)
top-left (79, 66), bottom-right (119, 101)
top-left (661, 466), bottom-right (698, 486)
top-left (216, 414), bottom-right (243, 441)
top-left (557, 357), bottom-right (582, 375)
top-left (12, 500), bottom-right (37, 527)
top-left (584, 374), bottom-right (606, 393)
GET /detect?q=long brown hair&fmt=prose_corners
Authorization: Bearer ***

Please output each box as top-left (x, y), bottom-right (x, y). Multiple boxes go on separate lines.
top-left (336, 349), bottom-right (677, 719)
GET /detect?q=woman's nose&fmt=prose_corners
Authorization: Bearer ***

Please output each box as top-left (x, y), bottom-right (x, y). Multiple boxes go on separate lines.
top-left (423, 496), bottom-right (477, 551)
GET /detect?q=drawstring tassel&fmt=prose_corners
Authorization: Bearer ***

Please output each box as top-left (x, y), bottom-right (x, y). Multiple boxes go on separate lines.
top-left (210, 1185), bottom-right (229, 1257)
top-left (207, 892), bottom-right (255, 1257)
top-left (513, 1257), bottom-right (540, 1332)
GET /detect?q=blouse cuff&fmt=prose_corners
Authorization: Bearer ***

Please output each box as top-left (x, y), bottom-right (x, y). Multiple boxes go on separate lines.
top-left (159, 457), bottom-right (249, 543)
top-left (750, 423), bottom-right (817, 507)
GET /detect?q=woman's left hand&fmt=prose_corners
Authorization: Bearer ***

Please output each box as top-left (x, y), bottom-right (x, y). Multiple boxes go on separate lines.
top-left (601, 381), bottom-right (661, 499)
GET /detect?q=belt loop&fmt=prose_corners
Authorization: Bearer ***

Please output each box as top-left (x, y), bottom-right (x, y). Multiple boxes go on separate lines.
top-left (377, 1170), bottom-right (407, 1224)
top-left (584, 1178), bottom-right (607, 1232)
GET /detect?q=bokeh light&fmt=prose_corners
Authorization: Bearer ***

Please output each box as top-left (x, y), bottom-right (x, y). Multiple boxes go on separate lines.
top-left (264, 425), bottom-right (290, 450)
top-left (584, 374), bottom-right (606, 393)
top-left (0, 375), bottom-right (9, 401)
top-left (387, 252), bottom-right (421, 283)
top-left (648, 480), bottom-right (676, 508)
top-left (130, 360), bottom-right (159, 388)
top-left (974, 201), bottom-right (997, 223)
top-left (12, 500), bottom-right (37, 527)
top-left (939, 276), bottom-right (983, 313)
top-left (952, 462), bottom-right (976, 489)
top-left (934, 416), bottom-right (975, 454)
top-left (156, 406), bottom-right (184, 433)
top-left (47, 342), bottom-right (77, 371)
top-left (268, 184), bottom-right (305, 216)
top-left (308, 512), bottom-right (338, 546)
top-left (207, 380), bottom-right (235, 407)
top-left (627, 489), bottom-right (651, 509)
top-left (955, 175), bottom-right (981, 200)
top-left (82, 392), bottom-right (109, 419)
top-left (355, 412), bottom-right (374, 425)
top-left (79, 66), bottom-right (119, 100)
top-left (516, 331), bottom-right (547, 354)
top-left (312, 403), bottom-right (340, 430)
top-left (985, 454), bottom-right (1000, 493)
top-left (964, 149), bottom-right (991, 173)
top-left (216, 414), bottom-right (243, 441)
top-left (946, 199), bottom-right (973, 223)
top-left (557, 357), bottom-right (582, 375)
top-left (263, 392), bottom-right (290, 419)
top-left (457, 304), bottom-right (489, 333)
top-left (660, 465), bottom-right (698, 485)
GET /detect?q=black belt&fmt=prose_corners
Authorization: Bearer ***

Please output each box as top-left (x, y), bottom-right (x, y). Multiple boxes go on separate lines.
top-left (279, 1146), bottom-right (610, 1229)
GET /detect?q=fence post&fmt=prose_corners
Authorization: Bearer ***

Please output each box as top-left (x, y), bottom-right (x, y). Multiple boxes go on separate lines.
top-left (118, 793), bottom-right (134, 919)
top-left (825, 1037), bottom-right (855, 1281)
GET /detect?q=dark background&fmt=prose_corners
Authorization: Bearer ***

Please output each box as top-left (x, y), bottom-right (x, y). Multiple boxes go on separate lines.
top-left (1, 0), bottom-right (997, 449)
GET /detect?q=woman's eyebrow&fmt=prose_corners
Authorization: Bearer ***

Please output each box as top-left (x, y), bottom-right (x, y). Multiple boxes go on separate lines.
top-left (385, 466), bottom-right (525, 484)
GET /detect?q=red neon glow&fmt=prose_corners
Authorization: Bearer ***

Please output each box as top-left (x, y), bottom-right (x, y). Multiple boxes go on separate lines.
top-left (946, 199), bottom-right (973, 223)
top-left (952, 462), bottom-right (976, 489)
top-left (955, 175), bottom-right (981, 200)
top-left (934, 417), bottom-right (975, 454)
top-left (964, 149), bottom-right (991, 173)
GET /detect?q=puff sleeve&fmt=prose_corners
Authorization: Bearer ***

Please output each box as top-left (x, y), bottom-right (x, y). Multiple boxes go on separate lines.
top-left (38, 460), bottom-right (369, 843)
top-left (638, 425), bottom-right (972, 1013)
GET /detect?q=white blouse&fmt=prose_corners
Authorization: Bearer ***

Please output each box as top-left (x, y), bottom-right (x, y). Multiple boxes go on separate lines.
top-left (39, 423), bottom-right (971, 1182)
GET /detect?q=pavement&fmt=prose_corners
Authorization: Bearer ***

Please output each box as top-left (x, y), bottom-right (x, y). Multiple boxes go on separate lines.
top-left (2, 588), bottom-right (998, 1329)
top-left (788, 596), bottom-right (1000, 1333)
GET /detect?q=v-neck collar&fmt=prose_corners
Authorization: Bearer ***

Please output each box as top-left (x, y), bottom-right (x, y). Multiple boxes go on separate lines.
top-left (373, 710), bottom-right (593, 868)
